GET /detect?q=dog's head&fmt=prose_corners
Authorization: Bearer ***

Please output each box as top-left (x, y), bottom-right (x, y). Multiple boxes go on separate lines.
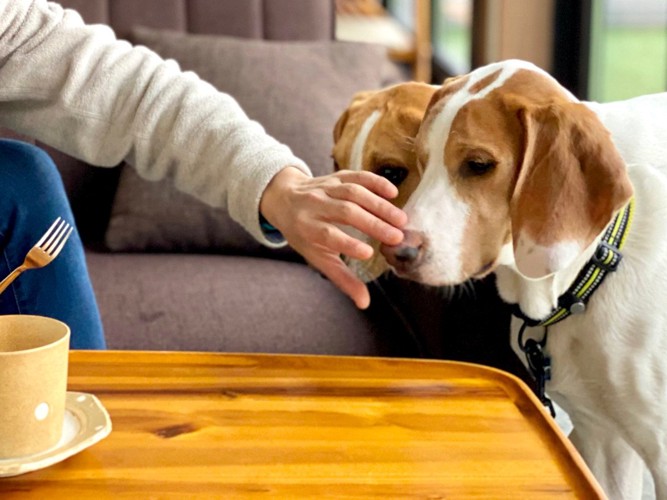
top-left (332, 82), bottom-right (437, 281)
top-left (381, 60), bottom-right (633, 285)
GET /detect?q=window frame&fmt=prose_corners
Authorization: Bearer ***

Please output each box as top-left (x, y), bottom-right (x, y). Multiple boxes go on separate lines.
top-left (551, 0), bottom-right (593, 100)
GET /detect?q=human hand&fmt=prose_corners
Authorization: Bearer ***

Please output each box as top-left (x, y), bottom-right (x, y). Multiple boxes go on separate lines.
top-left (259, 167), bottom-right (407, 309)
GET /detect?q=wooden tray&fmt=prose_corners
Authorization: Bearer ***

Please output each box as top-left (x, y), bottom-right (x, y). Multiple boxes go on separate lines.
top-left (0, 351), bottom-right (604, 498)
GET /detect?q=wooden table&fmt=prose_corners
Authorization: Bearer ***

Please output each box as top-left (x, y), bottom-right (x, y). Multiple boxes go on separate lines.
top-left (0, 351), bottom-right (604, 499)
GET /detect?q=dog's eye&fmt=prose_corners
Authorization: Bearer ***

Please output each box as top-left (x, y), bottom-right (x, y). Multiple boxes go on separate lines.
top-left (376, 165), bottom-right (408, 186)
top-left (465, 159), bottom-right (496, 176)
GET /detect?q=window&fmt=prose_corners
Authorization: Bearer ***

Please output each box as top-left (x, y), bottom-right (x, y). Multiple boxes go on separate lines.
top-left (385, 0), bottom-right (473, 79)
top-left (384, 0), bottom-right (434, 81)
top-left (385, 0), bottom-right (415, 28)
top-left (432, 0), bottom-right (473, 75)
top-left (588, 0), bottom-right (667, 101)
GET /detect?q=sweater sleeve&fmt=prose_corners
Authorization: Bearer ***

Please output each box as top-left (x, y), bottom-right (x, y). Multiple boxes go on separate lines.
top-left (0, 0), bottom-right (310, 246)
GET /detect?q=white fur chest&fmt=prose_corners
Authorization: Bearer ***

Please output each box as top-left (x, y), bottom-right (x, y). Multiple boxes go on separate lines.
top-left (505, 162), bottom-right (667, 429)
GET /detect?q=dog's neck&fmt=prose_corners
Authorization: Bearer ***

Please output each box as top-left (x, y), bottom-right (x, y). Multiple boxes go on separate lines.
top-left (494, 235), bottom-right (603, 321)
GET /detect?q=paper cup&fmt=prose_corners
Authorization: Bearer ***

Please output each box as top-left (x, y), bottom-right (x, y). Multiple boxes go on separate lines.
top-left (0, 315), bottom-right (70, 459)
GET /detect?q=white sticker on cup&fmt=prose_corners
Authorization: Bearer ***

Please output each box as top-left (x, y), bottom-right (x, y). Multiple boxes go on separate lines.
top-left (34, 402), bottom-right (50, 421)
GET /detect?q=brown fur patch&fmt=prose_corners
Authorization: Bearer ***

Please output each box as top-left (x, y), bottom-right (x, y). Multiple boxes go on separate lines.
top-left (333, 82), bottom-right (436, 207)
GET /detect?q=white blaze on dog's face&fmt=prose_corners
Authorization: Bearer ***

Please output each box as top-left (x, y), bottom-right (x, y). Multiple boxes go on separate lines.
top-left (331, 83), bottom-right (437, 281)
top-left (400, 60), bottom-right (633, 285)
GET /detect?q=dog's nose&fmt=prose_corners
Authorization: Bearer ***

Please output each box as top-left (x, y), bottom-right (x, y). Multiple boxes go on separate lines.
top-left (380, 230), bottom-right (425, 272)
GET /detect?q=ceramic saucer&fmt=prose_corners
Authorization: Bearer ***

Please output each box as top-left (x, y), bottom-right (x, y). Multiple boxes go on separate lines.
top-left (0, 392), bottom-right (111, 478)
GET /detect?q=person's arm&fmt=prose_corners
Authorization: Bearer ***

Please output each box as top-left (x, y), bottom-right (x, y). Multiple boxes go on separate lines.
top-left (0, 0), bottom-right (305, 245)
top-left (0, 0), bottom-right (405, 308)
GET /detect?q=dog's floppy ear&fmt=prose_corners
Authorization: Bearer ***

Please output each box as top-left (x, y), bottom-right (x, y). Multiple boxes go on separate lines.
top-left (509, 100), bottom-right (633, 279)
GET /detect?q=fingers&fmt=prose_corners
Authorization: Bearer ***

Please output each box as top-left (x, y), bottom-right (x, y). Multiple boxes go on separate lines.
top-left (327, 171), bottom-right (408, 227)
top-left (328, 184), bottom-right (407, 245)
top-left (324, 198), bottom-right (403, 247)
top-left (309, 252), bottom-right (371, 309)
top-left (295, 221), bottom-right (372, 261)
top-left (334, 170), bottom-right (400, 200)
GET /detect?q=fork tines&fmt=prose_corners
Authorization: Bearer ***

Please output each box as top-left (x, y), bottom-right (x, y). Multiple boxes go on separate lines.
top-left (39, 217), bottom-right (73, 256)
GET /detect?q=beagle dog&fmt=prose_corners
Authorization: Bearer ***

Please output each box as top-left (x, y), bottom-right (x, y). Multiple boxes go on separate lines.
top-left (332, 81), bottom-right (437, 281)
top-left (380, 59), bottom-right (667, 500)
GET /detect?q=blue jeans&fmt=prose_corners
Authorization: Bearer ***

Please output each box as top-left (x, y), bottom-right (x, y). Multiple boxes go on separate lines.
top-left (0, 139), bottom-right (106, 349)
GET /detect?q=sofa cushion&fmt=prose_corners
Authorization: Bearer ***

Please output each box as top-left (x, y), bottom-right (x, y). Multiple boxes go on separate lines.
top-left (86, 252), bottom-right (404, 355)
top-left (105, 28), bottom-right (403, 254)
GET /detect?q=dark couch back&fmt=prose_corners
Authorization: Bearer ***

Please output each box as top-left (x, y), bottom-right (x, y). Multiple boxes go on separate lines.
top-left (57, 0), bottom-right (334, 40)
top-left (2, 0), bottom-right (334, 245)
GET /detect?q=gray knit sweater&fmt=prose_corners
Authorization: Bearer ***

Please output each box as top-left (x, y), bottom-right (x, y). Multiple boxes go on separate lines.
top-left (0, 0), bottom-right (310, 246)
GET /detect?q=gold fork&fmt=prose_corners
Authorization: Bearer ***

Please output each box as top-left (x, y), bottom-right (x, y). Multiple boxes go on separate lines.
top-left (0, 217), bottom-right (74, 295)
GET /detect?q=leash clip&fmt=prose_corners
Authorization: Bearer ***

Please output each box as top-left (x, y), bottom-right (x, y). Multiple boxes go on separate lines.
top-left (519, 324), bottom-right (556, 418)
top-left (524, 339), bottom-right (556, 417)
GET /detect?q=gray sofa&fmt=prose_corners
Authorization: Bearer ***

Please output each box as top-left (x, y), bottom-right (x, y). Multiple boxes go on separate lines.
top-left (1, 0), bottom-right (528, 381)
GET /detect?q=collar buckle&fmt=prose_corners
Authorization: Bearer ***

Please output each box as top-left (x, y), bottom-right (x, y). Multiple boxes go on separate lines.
top-left (591, 241), bottom-right (623, 272)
